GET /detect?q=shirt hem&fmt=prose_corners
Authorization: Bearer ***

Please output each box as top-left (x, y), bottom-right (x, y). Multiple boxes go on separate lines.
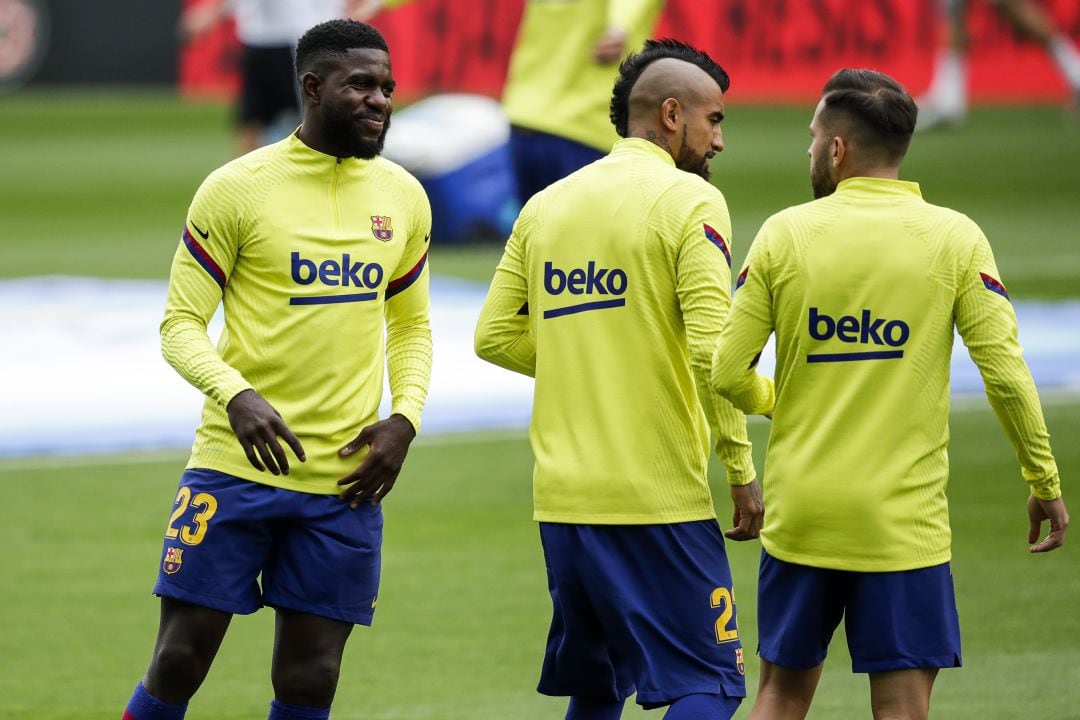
top-left (533, 509), bottom-right (717, 525)
top-left (762, 542), bottom-right (952, 573)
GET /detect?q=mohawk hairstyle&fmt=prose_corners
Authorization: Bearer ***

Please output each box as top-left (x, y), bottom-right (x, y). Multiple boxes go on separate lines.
top-left (610, 38), bottom-right (730, 138)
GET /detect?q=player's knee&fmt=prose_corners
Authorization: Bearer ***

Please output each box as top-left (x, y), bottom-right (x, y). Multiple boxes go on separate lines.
top-left (147, 641), bottom-right (212, 700)
top-left (272, 655), bottom-right (341, 707)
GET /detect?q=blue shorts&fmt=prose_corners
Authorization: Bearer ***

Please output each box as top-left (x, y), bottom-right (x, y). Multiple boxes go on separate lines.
top-left (153, 469), bottom-right (382, 625)
top-left (509, 127), bottom-right (605, 202)
top-left (538, 521), bottom-right (747, 710)
top-left (757, 551), bottom-right (962, 673)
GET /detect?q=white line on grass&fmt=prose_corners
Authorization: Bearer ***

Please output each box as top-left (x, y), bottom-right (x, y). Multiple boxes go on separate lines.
top-left (2, 392), bottom-right (1076, 474)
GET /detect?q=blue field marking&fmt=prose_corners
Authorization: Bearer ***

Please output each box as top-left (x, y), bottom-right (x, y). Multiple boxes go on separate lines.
top-left (0, 277), bottom-right (1077, 457)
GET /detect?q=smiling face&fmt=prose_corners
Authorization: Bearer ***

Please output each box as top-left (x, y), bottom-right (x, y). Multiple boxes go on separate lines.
top-left (311, 47), bottom-right (395, 159)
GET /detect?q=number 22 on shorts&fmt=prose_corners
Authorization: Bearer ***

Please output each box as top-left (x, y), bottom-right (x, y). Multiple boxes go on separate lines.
top-left (711, 586), bottom-right (739, 643)
top-left (165, 486), bottom-right (218, 545)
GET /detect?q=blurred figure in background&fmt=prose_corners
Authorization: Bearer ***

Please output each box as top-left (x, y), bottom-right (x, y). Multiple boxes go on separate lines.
top-left (919, 0), bottom-right (1080, 129)
top-left (180, 0), bottom-right (370, 155)
top-left (502, 0), bottom-right (665, 202)
top-left (353, 0), bottom-right (665, 204)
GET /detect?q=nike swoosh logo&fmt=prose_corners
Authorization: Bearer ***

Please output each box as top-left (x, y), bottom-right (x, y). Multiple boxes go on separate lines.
top-left (190, 221), bottom-right (209, 240)
top-left (424, 233), bottom-right (430, 244)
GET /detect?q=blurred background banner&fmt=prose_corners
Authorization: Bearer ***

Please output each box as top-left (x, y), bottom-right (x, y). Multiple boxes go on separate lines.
top-left (172, 0), bottom-right (1080, 103)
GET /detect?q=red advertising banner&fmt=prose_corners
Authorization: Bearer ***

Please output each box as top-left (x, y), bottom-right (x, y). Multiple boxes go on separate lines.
top-left (179, 0), bottom-right (1080, 104)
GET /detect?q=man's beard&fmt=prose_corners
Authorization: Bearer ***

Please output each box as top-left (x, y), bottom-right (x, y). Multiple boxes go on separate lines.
top-left (675, 126), bottom-right (712, 181)
top-left (810, 146), bottom-right (836, 199)
top-left (323, 105), bottom-right (390, 159)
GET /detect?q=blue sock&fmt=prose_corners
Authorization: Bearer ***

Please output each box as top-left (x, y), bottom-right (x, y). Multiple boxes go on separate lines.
top-left (663, 693), bottom-right (740, 720)
top-left (268, 699), bottom-right (331, 720)
top-left (122, 682), bottom-right (188, 720)
top-left (565, 695), bottom-right (624, 720)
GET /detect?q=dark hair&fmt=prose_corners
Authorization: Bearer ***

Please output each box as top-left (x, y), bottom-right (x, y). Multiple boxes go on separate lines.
top-left (610, 38), bottom-right (730, 138)
top-left (820, 68), bottom-right (917, 164)
top-left (295, 19), bottom-right (389, 79)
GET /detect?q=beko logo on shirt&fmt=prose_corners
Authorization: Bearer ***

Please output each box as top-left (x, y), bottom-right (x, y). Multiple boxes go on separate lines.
top-left (289, 252), bottom-right (384, 305)
top-left (806, 307), bottom-right (910, 363)
top-left (542, 261), bottom-right (627, 319)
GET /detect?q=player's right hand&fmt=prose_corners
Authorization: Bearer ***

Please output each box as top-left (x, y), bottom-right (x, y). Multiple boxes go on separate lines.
top-left (226, 389), bottom-right (306, 476)
top-left (725, 477), bottom-right (765, 541)
top-left (1028, 494), bottom-right (1068, 553)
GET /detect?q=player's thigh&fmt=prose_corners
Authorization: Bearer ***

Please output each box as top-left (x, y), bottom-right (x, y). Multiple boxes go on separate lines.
top-left (756, 550), bottom-right (847, 670)
top-left (844, 562), bottom-right (961, 673)
top-left (868, 668), bottom-right (938, 720)
top-left (154, 469), bottom-right (275, 615)
top-left (537, 523), bottom-right (634, 702)
top-left (262, 495), bottom-right (383, 626)
top-left (570, 521), bottom-right (748, 709)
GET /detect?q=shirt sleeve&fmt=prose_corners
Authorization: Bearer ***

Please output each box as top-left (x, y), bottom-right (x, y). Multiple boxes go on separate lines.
top-left (675, 191), bottom-right (756, 486)
top-left (383, 185), bottom-right (434, 433)
top-left (711, 219), bottom-right (778, 416)
top-left (160, 169), bottom-right (253, 408)
top-left (474, 212), bottom-right (536, 377)
top-left (954, 228), bottom-right (1060, 500)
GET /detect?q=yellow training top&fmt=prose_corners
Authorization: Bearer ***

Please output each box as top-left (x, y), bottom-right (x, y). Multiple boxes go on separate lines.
top-left (502, 0), bottom-right (664, 152)
top-left (711, 177), bottom-right (1061, 571)
top-left (476, 138), bottom-right (756, 524)
top-left (162, 132), bottom-right (433, 495)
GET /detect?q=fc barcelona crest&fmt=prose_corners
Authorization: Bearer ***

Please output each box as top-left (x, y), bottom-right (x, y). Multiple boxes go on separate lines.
top-left (163, 546), bottom-right (184, 574)
top-left (735, 648), bottom-right (745, 675)
top-left (371, 215), bottom-right (394, 241)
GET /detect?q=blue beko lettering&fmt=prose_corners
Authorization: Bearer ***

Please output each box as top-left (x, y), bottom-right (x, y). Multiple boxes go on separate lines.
top-left (806, 307), bottom-right (910, 362)
top-left (543, 261), bottom-right (628, 318)
top-left (290, 252), bottom-right (384, 305)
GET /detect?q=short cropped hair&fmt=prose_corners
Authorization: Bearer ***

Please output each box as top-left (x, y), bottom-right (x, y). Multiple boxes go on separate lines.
top-left (820, 68), bottom-right (918, 165)
top-left (295, 19), bottom-right (389, 79)
top-left (610, 38), bottom-right (730, 138)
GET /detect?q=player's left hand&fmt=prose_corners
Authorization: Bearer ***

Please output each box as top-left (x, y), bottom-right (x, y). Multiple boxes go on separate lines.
top-left (337, 414), bottom-right (417, 507)
top-left (593, 27), bottom-right (628, 64)
top-left (1028, 494), bottom-right (1069, 553)
top-left (725, 478), bottom-right (764, 541)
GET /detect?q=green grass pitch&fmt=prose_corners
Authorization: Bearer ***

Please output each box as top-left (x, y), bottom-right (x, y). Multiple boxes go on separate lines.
top-left (1, 405), bottom-right (1079, 719)
top-left (0, 91), bottom-right (1078, 718)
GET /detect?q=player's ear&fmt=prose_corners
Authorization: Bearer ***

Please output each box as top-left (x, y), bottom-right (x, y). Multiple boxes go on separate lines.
top-left (831, 136), bottom-right (846, 168)
top-left (301, 72), bottom-right (322, 105)
top-left (660, 97), bottom-right (680, 132)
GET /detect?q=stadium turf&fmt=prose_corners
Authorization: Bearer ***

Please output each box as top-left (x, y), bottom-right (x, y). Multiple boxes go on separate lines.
top-left (1, 91), bottom-right (1077, 718)
top-left (1, 402), bottom-right (1078, 719)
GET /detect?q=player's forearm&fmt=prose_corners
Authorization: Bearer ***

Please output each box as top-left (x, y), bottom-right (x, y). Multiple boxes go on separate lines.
top-left (474, 271), bottom-right (536, 377)
top-left (980, 364), bottom-right (1061, 500)
top-left (160, 311), bottom-right (252, 406)
top-left (386, 320), bottom-right (432, 433)
top-left (697, 377), bottom-right (756, 485)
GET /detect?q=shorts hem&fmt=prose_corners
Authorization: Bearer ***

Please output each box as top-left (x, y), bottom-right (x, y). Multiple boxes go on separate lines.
top-left (853, 653), bottom-right (962, 673)
top-left (536, 683), bottom-right (636, 703)
top-left (636, 682), bottom-right (746, 708)
top-left (153, 586), bottom-right (261, 616)
top-left (264, 597), bottom-right (375, 626)
top-left (759, 647), bottom-right (828, 671)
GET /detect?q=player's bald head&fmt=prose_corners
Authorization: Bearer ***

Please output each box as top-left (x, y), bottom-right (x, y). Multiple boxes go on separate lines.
top-left (610, 39), bottom-right (730, 138)
top-left (627, 58), bottom-right (716, 128)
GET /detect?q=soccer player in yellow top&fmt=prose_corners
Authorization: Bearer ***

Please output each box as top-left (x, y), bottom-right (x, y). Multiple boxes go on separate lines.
top-left (710, 68), bottom-right (1069, 720)
top-left (122, 20), bottom-right (432, 720)
top-left (475, 39), bottom-right (763, 720)
top-left (503, 0), bottom-right (666, 202)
